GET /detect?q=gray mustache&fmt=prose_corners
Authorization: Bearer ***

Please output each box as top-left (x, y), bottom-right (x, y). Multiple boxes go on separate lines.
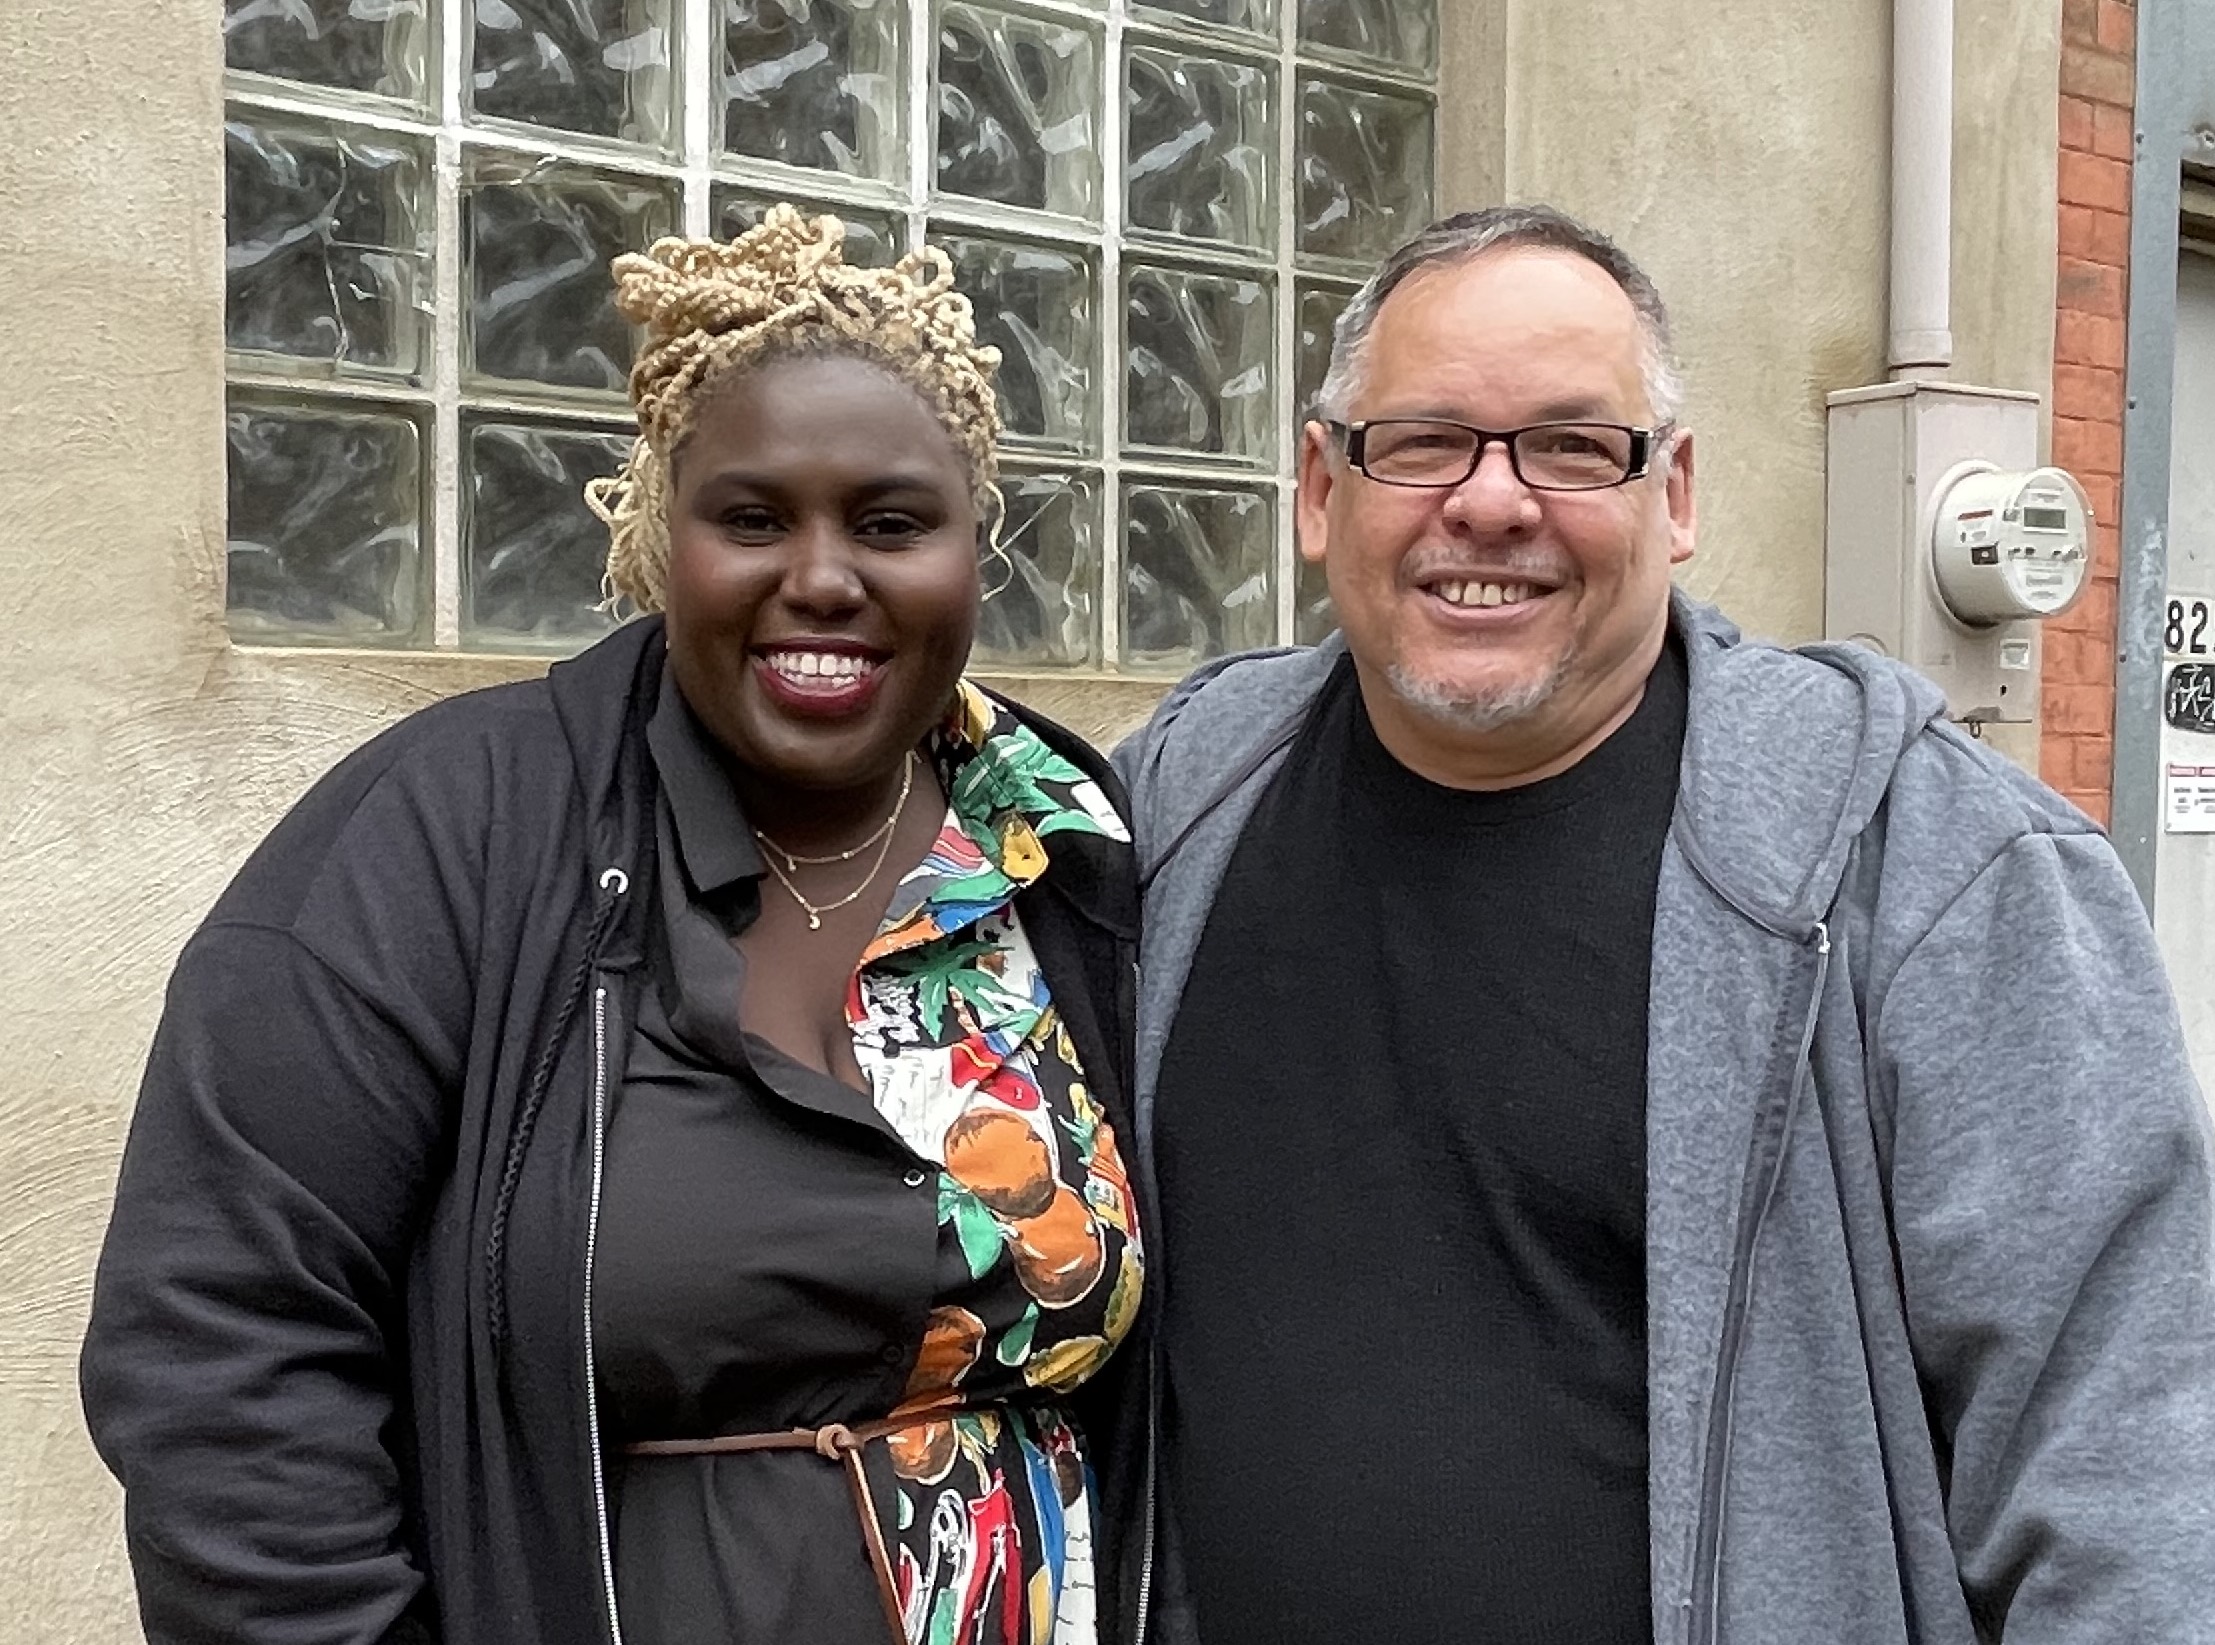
top-left (1401, 549), bottom-right (1574, 586)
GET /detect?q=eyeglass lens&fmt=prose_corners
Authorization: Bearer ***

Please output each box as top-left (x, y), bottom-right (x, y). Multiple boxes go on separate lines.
top-left (1360, 421), bottom-right (1638, 490)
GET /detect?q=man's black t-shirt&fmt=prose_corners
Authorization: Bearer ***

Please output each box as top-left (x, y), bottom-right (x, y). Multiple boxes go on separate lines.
top-left (1154, 640), bottom-right (1688, 1644)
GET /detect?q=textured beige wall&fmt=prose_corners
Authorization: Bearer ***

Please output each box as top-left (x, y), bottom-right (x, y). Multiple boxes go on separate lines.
top-left (2, 0), bottom-right (225, 1634)
top-left (2, 0), bottom-right (2058, 1637)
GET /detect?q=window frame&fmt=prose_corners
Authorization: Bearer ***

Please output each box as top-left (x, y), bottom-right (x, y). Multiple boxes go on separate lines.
top-left (220, 0), bottom-right (1439, 670)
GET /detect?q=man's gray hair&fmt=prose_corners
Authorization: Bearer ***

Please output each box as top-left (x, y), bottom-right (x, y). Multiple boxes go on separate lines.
top-left (1313, 204), bottom-right (1685, 428)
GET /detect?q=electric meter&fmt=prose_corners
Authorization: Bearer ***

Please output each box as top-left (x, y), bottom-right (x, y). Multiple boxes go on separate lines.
top-left (1931, 464), bottom-right (2091, 626)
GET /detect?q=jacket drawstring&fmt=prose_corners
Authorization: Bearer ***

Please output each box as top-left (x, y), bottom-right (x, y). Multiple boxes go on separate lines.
top-left (486, 869), bottom-right (627, 1353)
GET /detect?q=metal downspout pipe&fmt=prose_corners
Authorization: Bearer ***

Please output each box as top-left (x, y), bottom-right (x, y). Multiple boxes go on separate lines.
top-left (1890, 0), bottom-right (1956, 379)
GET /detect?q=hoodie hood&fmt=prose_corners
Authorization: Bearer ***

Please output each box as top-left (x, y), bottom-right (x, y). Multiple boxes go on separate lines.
top-left (1667, 594), bottom-right (1949, 939)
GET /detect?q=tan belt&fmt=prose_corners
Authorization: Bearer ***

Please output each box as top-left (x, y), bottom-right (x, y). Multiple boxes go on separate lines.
top-left (624, 1415), bottom-right (944, 1644)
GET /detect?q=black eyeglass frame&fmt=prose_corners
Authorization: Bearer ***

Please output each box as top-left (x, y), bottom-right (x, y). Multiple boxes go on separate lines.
top-left (1322, 417), bottom-right (1673, 492)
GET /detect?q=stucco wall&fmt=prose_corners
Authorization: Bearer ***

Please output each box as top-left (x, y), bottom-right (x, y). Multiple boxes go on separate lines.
top-left (0, 0), bottom-right (2059, 1637)
top-left (2, 0), bottom-right (221, 1634)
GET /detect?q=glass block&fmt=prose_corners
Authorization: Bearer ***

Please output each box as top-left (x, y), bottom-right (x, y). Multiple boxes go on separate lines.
top-left (936, 4), bottom-right (1101, 219)
top-left (974, 468), bottom-right (1100, 667)
top-left (1294, 549), bottom-right (1336, 644)
top-left (1124, 264), bottom-right (1273, 462)
top-left (1125, 46), bottom-right (1274, 253)
top-left (1297, 76), bottom-right (1434, 267)
top-left (713, 187), bottom-right (905, 266)
top-left (1131, 0), bottom-right (1273, 38)
top-left (1296, 281), bottom-right (1354, 417)
top-left (1122, 482), bottom-right (1275, 668)
top-left (464, 156), bottom-right (677, 395)
top-left (225, 0), bottom-right (429, 103)
top-left (463, 417), bottom-right (630, 647)
top-left (935, 231), bottom-right (1095, 451)
top-left (722, 0), bottom-right (902, 179)
top-left (470, 0), bottom-right (674, 147)
top-left (226, 397), bottom-right (422, 644)
top-left (226, 114), bottom-right (432, 378)
top-left (1298, 0), bottom-right (1436, 73)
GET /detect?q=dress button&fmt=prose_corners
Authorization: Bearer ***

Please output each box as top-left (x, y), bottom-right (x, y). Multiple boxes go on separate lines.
top-left (881, 1345), bottom-right (906, 1366)
top-left (902, 1169), bottom-right (928, 1188)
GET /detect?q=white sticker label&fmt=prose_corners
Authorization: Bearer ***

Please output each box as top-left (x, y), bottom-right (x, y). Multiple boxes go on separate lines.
top-left (2165, 764), bottom-right (2215, 833)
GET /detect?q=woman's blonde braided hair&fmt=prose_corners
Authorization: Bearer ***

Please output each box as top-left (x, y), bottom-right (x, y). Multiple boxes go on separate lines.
top-left (586, 204), bottom-right (1004, 612)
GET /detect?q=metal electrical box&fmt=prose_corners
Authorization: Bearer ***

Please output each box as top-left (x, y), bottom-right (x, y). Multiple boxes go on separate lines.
top-left (1825, 381), bottom-right (2085, 725)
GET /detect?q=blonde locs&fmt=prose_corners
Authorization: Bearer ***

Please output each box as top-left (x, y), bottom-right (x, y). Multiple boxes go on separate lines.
top-left (585, 203), bottom-right (1005, 613)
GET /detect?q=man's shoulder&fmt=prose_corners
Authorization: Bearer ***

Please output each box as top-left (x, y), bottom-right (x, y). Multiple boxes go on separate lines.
top-left (1114, 641), bottom-right (1341, 790)
top-left (1684, 600), bottom-right (2077, 825)
top-left (1677, 602), bottom-right (2103, 928)
top-left (1108, 641), bottom-right (1342, 868)
top-left (1143, 641), bottom-right (1343, 740)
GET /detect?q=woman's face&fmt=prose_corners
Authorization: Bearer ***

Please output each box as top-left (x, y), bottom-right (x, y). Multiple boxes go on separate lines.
top-left (663, 352), bottom-right (982, 794)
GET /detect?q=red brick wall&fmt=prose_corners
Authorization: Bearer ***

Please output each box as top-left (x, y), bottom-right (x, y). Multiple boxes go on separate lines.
top-left (2046, 0), bottom-right (2135, 823)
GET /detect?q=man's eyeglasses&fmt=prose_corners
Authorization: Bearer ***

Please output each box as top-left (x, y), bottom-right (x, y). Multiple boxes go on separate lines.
top-left (1323, 418), bottom-right (1671, 492)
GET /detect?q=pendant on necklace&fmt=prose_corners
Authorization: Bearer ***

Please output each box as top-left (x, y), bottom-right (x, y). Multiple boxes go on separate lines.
top-left (807, 912), bottom-right (822, 930)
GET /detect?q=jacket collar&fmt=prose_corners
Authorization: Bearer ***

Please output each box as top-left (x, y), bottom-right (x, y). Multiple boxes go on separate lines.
top-left (645, 662), bottom-right (765, 899)
top-left (543, 616), bottom-right (667, 967)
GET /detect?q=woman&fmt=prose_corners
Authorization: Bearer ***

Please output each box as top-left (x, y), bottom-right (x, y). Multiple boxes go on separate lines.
top-left (81, 206), bottom-right (1150, 1645)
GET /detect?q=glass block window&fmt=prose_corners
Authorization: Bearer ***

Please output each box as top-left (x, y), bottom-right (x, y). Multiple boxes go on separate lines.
top-left (222, 0), bottom-right (1435, 663)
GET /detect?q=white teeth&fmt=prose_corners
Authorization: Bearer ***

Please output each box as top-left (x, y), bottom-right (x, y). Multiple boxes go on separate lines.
top-left (766, 649), bottom-right (875, 684)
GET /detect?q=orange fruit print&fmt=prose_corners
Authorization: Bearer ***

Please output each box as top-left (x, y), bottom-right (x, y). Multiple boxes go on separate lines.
top-left (1007, 1186), bottom-right (1105, 1307)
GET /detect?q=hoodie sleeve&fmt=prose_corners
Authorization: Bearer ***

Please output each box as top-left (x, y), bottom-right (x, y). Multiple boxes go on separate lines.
top-left (80, 734), bottom-right (484, 1645)
top-left (1875, 829), bottom-right (2215, 1642)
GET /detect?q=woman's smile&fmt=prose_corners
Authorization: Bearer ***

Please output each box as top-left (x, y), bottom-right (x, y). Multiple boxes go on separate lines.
top-left (752, 640), bottom-right (889, 718)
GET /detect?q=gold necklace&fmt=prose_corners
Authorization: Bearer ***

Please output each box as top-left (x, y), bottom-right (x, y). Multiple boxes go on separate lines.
top-left (752, 755), bottom-right (917, 930)
top-left (758, 755), bottom-right (917, 867)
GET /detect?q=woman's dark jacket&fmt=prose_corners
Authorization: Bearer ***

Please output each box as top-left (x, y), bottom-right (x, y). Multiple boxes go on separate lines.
top-left (79, 617), bottom-right (1152, 1645)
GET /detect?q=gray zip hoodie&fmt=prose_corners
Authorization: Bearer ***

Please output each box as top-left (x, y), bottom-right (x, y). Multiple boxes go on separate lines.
top-left (1112, 591), bottom-right (2215, 1645)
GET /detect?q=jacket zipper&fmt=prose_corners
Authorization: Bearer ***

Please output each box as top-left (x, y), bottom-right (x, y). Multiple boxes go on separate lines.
top-left (1686, 921), bottom-right (1831, 1645)
top-left (583, 981), bottom-right (626, 1645)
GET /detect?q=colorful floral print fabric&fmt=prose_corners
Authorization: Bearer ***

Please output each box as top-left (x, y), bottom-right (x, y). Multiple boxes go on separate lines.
top-left (847, 682), bottom-right (1142, 1645)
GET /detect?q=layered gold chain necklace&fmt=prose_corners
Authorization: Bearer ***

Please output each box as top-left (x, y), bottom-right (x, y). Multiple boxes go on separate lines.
top-left (751, 754), bottom-right (918, 930)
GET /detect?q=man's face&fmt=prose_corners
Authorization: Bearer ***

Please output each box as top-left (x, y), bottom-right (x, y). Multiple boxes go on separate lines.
top-left (1297, 247), bottom-right (1695, 758)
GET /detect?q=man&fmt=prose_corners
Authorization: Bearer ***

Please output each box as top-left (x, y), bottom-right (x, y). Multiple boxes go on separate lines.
top-left (1111, 205), bottom-right (2215, 1644)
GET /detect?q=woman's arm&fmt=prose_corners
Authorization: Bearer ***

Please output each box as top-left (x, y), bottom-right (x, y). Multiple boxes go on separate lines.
top-left (82, 724), bottom-right (487, 1645)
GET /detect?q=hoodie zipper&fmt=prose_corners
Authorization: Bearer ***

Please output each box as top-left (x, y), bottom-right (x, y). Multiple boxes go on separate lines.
top-left (583, 980), bottom-right (626, 1645)
top-left (1134, 1352), bottom-right (1159, 1643)
top-left (1686, 920), bottom-right (1831, 1645)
